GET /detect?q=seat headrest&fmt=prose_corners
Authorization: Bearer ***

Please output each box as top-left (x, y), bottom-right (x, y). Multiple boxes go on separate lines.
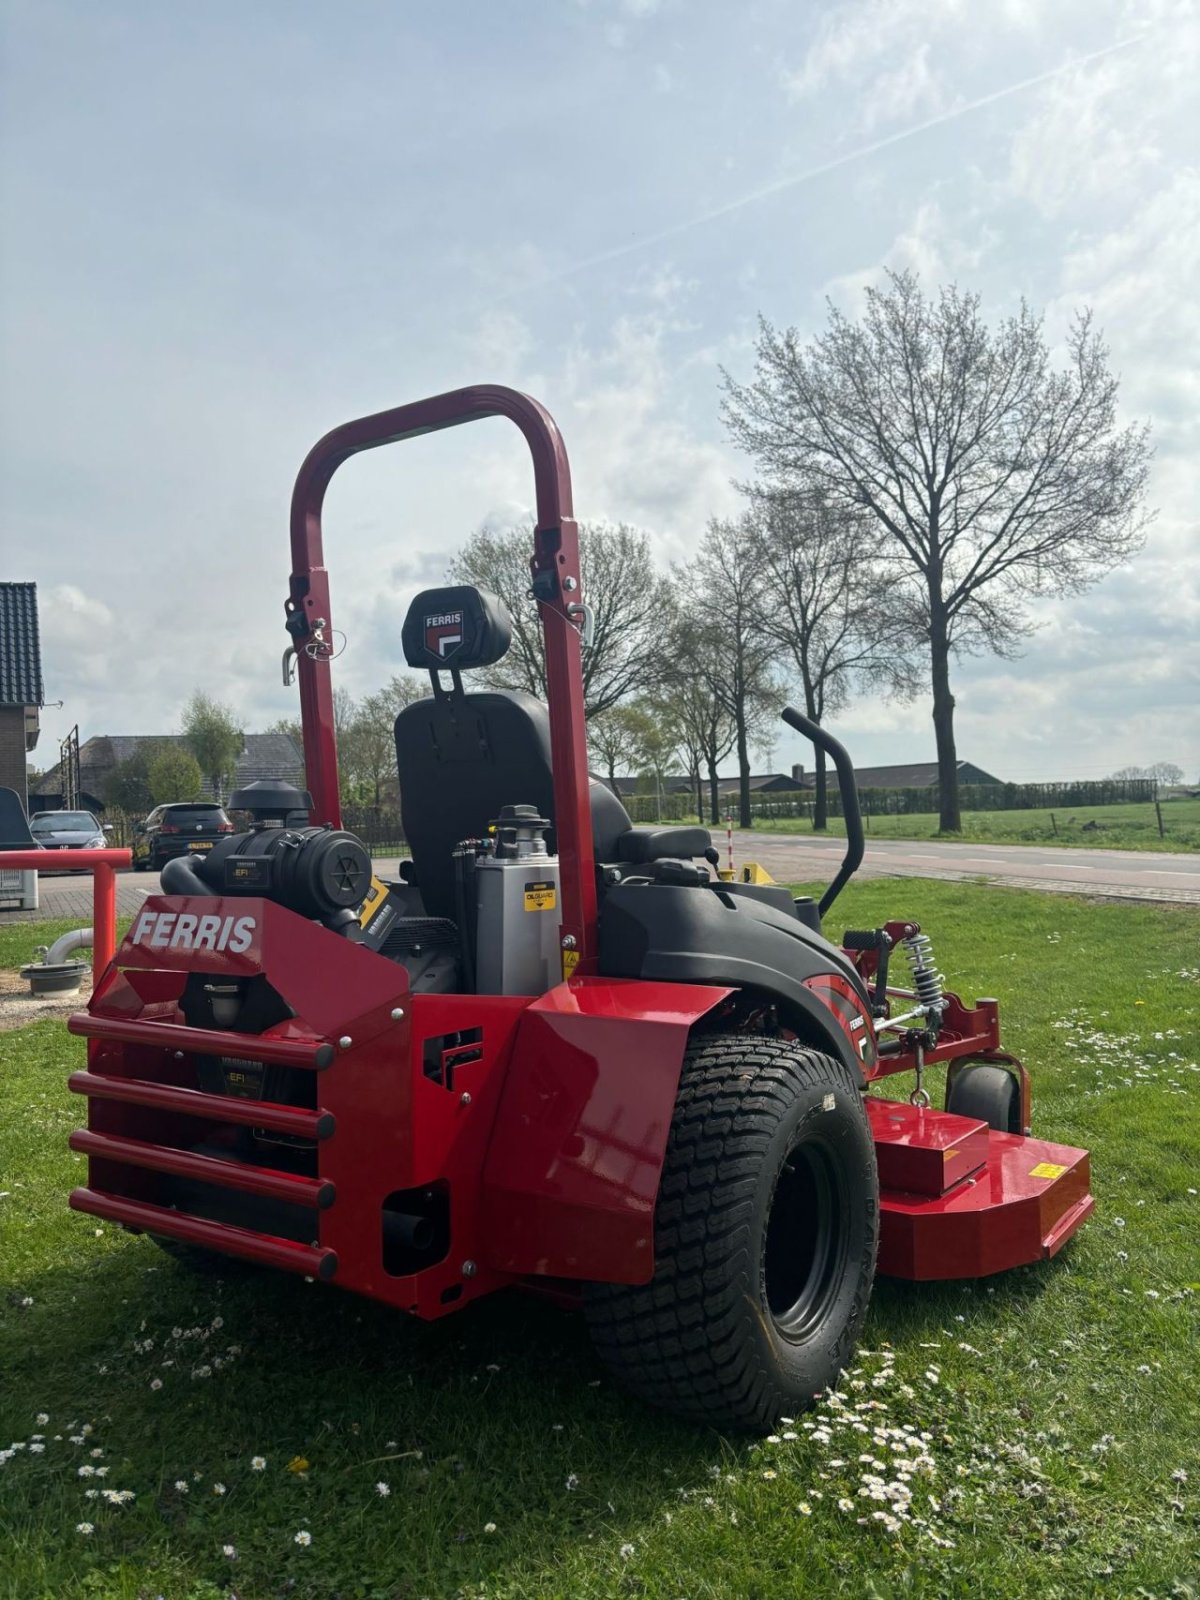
top-left (401, 585), bottom-right (513, 671)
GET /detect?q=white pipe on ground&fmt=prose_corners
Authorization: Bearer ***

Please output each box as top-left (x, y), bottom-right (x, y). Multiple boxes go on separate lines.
top-left (43, 927), bottom-right (92, 965)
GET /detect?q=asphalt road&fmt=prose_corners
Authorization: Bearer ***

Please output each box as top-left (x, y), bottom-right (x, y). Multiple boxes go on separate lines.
top-left (727, 833), bottom-right (1200, 906)
top-left (8, 835), bottom-right (1199, 924)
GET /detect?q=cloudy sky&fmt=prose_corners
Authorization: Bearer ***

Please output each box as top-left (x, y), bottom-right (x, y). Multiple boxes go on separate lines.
top-left (2, 0), bottom-right (1197, 783)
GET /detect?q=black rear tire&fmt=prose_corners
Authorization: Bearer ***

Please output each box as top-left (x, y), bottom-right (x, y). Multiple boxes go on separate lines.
top-left (585, 1035), bottom-right (878, 1431)
top-left (946, 1062), bottom-right (1020, 1133)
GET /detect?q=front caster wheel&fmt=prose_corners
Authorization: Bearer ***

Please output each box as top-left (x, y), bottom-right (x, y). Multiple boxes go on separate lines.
top-left (946, 1062), bottom-right (1021, 1133)
top-left (585, 1035), bottom-right (879, 1431)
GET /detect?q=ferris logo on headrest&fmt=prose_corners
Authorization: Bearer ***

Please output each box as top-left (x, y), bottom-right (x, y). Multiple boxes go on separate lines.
top-left (425, 609), bottom-right (464, 659)
top-left (129, 909), bottom-right (257, 954)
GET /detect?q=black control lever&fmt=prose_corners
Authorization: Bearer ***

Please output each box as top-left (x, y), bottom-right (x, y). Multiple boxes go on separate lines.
top-left (843, 928), bottom-right (893, 1015)
top-left (780, 706), bottom-right (865, 918)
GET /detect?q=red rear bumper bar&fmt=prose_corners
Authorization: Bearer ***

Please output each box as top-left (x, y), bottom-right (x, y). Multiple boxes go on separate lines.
top-left (69, 1187), bottom-right (338, 1279)
top-left (68, 1071), bottom-right (334, 1141)
top-left (68, 1012), bottom-right (336, 1069)
top-left (68, 1128), bottom-right (334, 1209)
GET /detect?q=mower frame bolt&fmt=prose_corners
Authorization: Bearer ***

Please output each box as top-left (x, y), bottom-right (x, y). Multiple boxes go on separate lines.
top-left (563, 576), bottom-right (578, 591)
top-left (338, 1035), bottom-right (353, 1050)
top-left (390, 1007), bottom-right (405, 1021)
top-left (460, 1092), bottom-right (472, 1107)
top-left (461, 1260), bottom-right (477, 1278)
top-left (173, 1051), bottom-right (185, 1060)
top-left (561, 934), bottom-right (577, 949)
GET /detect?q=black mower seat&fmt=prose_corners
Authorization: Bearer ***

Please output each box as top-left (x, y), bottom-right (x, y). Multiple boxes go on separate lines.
top-left (615, 825), bottom-right (713, 864)
top-left (394, 688), bottom-right (712, 922)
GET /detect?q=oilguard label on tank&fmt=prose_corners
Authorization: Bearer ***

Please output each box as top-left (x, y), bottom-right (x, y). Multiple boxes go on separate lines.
top-left (524, 880), bottom-right (557, 912)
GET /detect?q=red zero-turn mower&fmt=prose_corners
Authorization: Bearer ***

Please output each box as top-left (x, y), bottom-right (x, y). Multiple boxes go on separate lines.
top-left (66, 387), bottom-right (1095, 1429)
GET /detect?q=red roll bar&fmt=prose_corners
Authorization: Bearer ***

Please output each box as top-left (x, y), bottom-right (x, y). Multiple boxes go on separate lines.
top-left (286, 385), bottom-right (597, 971)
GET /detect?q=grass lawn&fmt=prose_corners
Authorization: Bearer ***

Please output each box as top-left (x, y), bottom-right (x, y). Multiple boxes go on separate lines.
top-left (738, 796), bottom-right (1200, 853)
top-left (1, 881), bottom-right (1197, 1600)
top-left (0, 919), bottom-right (133, 973)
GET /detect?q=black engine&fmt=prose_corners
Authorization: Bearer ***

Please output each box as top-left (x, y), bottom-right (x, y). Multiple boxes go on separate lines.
top-left (159, 781), bottom-right (372, 934)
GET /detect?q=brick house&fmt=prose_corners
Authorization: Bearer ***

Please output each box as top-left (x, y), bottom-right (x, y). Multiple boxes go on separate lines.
top-left (0, 582), bottom-right (44, 813)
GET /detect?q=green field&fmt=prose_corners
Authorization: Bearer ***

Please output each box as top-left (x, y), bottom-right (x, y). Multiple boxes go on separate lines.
top-left (741, 796), bottom-right (1200, 852)
top-left (1, 882), bottom-right (1198, 1599)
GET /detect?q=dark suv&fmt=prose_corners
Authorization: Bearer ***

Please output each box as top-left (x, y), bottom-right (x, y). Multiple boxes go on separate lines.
top-left (132, 802), bottom-right (234, 871)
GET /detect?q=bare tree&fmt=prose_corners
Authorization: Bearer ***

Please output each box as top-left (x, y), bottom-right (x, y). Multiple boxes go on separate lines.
top-left (678, 516), bottom-right (780, 828)
top-left (449, 521), bottom-right (675, 718)
top-left (274, 674), bottom-right (425, 805)
top-left (752, 487), bottom-right (916, 829)
top-left (1148, 762), bottom-right (1184, 788)
top-left (658, 622), bottom-right (737, 824)
top-left (723, 272), bottom-right (1153, 831)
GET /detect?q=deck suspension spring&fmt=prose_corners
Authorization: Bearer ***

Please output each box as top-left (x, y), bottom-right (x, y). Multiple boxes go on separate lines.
top-left (902, 931), bottom-right (945, 1017)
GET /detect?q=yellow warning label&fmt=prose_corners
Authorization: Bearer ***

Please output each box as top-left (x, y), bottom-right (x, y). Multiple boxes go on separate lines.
top-left (944, 1149), bottom-right (960, 1160)
top-left (1030, 1161), bottom-right (1068, 1180)
top-left (524, 881), bottom-right (557, 912)
top-left (562, 948), bottom-right (580, 980)
top-left (358, 877), bottom-right (390, 928)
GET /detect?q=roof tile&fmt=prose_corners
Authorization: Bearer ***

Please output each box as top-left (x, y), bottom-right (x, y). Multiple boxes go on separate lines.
top-left (0, 583), bottom-right (44, 706)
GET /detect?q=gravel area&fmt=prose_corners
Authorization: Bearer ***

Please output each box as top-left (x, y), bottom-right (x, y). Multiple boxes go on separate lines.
top-left (0, 964), bottom-right (92, 1032)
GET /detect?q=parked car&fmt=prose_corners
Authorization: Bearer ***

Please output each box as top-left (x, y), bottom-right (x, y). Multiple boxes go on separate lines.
top-left (29, 810), bottom-right (110, 867)
top-left (131, 802), bottom-right (235, 871)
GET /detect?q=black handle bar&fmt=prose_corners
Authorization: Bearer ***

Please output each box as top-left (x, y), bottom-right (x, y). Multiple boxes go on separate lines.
top-left (780, 706), bottom-right (865, 918)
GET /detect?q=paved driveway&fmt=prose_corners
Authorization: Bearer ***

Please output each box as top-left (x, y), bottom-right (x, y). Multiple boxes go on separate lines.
top-left (5, 836), bottom-right (1197, 926)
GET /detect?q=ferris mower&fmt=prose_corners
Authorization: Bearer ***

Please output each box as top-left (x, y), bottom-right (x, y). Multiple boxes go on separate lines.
top-left (64, 385), bottom-right (1093, 1430)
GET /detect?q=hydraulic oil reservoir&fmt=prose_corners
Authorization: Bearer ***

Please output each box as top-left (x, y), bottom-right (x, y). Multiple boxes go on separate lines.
top-left (474, 805), bottom-right (561, 995)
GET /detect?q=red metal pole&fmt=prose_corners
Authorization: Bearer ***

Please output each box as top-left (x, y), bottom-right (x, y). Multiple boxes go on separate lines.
top-left (92, 862), bottom-right (116, 982)
top-left (0, 848), bottom-right (129, 984)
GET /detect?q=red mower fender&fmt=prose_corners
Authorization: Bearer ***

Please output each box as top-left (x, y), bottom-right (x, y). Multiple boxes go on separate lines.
top-left (481, 977), bottom-right (732, 1285)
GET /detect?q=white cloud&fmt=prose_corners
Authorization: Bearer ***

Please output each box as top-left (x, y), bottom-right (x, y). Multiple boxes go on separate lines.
top-left (781, 0), bottom-right (988, 124)
top-left (459, 300), bottom-right (740, 557)
top-left (818, 197), bottom-right (998, 321)
top-left (1006, 59), bottom-right (1169, 219)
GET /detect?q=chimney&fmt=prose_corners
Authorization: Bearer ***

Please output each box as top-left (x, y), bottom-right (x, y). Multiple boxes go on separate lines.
top-left (791, 763), bottom-right (806, 784)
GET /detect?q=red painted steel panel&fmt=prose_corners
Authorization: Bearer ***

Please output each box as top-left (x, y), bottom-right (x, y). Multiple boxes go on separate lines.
top-left (69, 1187), bottom-right (337, 1278)
top-left (114, 897), bottom-right (408, 1041)
top-left (868, 1099), bottom-right (989, 1197)
top-left (802, 973), bottom-right (877, 1073)
top-left (481, 978), bottom-right (731, 1284)
top-left (316, 991), bottom-right (530, 1315)
top-left (878, 1129), bottom-right (1093, 1279)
